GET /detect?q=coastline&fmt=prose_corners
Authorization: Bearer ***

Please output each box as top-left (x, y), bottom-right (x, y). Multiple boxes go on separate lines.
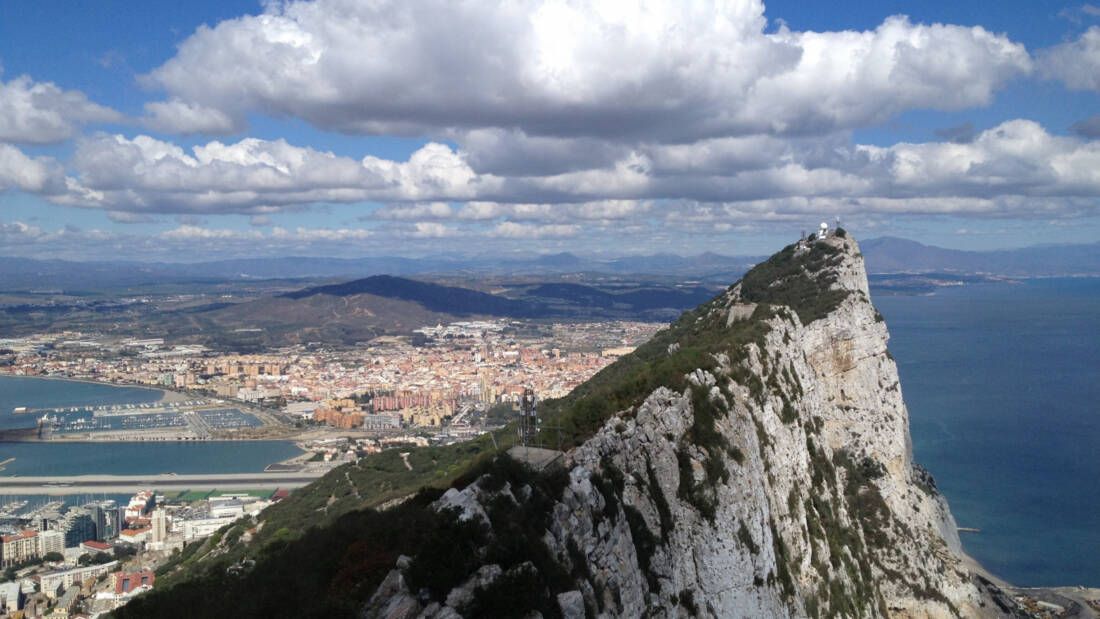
top-left (0, 372), bottom-right (192, 404)
top-left (965, 550), bottom-right (1100, 618)
top-left (0, 373), bottom-right (289, 442)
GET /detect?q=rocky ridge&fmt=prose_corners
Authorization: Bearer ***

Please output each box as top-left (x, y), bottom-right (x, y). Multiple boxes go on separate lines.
top-left (363, 234), bottom-right (999, 618)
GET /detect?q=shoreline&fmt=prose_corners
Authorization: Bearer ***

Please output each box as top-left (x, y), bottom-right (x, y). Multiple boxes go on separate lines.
top-left (1, 374), bottom-right (288, 442)
top-left (0, 427), bottom-right (300, 445)
top-left (0, 372), bottom-right (191, 404)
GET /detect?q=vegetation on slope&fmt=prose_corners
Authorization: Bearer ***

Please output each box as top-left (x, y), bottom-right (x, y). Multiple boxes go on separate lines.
top-left (740, 240), bottom-right (849, 323)
top-left (114, 239), bottom-right (854, 617)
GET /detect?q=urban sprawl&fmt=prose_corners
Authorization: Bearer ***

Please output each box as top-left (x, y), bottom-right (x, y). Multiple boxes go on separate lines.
top-left (0, 319), bottom-right (661, 616)
top-left (0, 488), bottom-right (287, 615)
top-left (1, 320), bottom-right (658, 440)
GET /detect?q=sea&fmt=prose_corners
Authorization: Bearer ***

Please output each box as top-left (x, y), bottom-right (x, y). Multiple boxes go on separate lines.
top-left (0, 375), bottom-right (301, 476)
top-left (875, 277), bottom-right (1100, 588)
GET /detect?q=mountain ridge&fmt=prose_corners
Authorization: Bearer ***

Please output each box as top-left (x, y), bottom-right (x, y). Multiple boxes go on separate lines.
top-left (116, 233), bottom-right (1007, 618)
top-left (279, 274), bottom-right (548, 317)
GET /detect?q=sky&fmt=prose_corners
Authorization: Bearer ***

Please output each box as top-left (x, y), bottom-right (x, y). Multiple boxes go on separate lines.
top-left (1, 0), bottom-right (1099, 261)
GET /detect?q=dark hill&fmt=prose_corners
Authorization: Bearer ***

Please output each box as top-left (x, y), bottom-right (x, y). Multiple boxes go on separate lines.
top-left (143, 276), bottom-right (720, 347)
top-left (281, 275), bottom-right (547, 317)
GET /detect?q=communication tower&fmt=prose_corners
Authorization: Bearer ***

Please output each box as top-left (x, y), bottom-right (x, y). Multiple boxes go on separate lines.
top-left (519, 387), bottom-right (538, 447)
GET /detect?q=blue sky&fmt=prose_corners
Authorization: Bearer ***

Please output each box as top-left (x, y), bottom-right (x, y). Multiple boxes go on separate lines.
top-left (1, 0), bottom-right (1099, 260)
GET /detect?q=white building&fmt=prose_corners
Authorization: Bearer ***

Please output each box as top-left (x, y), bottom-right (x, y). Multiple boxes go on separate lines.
top-left (37, 531), bottom-right (64, 557)
top-left (208, 499), bottom-right (245, 520)
top-left (151, 508), bottom-right (167, 544)
top-left (38, 561), bottom-right (118, 599)
top-left (0, 581), bottom-right (21, 613)
top-left (181, 517), bottom-right (236, 542)
top-left (284, 401), bottom-right (319, 417)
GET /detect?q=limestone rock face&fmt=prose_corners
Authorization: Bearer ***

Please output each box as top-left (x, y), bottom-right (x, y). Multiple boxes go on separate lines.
top-left (364, 235), bottom-right (1000, 618)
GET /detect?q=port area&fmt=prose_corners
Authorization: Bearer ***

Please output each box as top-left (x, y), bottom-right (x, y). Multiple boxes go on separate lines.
top-left (9, 396), bottom-right (293, 442)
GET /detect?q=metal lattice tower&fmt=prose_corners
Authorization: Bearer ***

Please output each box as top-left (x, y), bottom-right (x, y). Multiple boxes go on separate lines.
top-left (519, 387), bottom-right (538, 447)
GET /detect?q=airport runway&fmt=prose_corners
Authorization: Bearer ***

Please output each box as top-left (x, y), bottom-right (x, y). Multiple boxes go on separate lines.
top-left (0, 471), bottom-right (325, 494)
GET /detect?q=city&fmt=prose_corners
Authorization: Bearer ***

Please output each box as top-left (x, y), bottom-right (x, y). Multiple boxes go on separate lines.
top-left (0, 488), bottom-right (286, 615)
top-left (0, 319), bottom-right (659, 441)
top-left (0, 319), bottom-right (661, 615)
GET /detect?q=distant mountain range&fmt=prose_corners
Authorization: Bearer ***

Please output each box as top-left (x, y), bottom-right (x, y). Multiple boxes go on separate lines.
top-left (6, 237), bottom-right (1100, 345)
top-left (3, 237), bottom-right (1100, 293)
top-left (0, 253), bottom-right (757, 291)
top-left (860, 237), bottom-right (1100, 276)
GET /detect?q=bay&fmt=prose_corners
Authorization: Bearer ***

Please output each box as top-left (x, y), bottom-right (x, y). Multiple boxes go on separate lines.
top-left (875, 277), bottom-right (1100, 588)
top-left (0, 375), bottom-right (301, 475)
top-left (0, 375), bottom-right (163, 430)
top-left (0, 440), bottom-right (302, 476)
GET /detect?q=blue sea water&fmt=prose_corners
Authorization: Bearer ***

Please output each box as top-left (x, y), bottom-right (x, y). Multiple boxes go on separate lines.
top-left (874, 277), bottom-right (1100, 588)
top-left (0, 375), bottom-right (163, 430)
top-left (0, 441), bottom-right (301, 476)
top-left (0, 375), bottom-right (301, 475)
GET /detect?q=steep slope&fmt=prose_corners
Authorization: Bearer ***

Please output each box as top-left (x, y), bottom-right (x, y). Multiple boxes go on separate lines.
top-left (117, 234), bottom-right (996, 618)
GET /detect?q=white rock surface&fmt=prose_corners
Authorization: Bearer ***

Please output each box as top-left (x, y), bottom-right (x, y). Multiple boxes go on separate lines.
top-left (365, 236), bottom-right (1002, 618)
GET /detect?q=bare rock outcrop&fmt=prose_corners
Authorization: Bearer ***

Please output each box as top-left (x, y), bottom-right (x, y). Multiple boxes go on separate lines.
top-left (363, 235), bottom-right (1001, 618)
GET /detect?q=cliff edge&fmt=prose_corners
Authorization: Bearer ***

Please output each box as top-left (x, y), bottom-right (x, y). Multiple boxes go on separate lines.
top-left (117, 233), bottom-right (1007, 618)
top-left (361, 233), bottom-right (995, 618)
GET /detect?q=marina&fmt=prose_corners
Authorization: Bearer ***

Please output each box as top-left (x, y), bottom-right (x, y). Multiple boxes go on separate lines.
top-left (13, 399), bottom-right (213, 415)
top-left (9, 391), bottom-right (271, 440)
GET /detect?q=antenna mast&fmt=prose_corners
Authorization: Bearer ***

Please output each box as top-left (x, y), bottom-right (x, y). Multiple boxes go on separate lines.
top-left (519, 387), bottom-right (538, 448)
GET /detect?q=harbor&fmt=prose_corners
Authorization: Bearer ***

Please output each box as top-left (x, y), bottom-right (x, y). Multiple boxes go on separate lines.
top-left (9, 395), bottom-right (282, 441)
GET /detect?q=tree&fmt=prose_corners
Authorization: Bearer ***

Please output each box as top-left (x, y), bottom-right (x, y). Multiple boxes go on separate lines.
top-left (43, 552), bottom-right (64, 563)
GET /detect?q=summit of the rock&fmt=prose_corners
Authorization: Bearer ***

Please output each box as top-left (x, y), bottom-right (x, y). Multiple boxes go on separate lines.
top-left (356, 233), bottom-right (996, 618)
top-left (119, 234), bottom-right (1007, 619)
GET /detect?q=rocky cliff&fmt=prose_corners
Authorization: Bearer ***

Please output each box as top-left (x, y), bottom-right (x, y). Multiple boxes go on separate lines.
top-left (362, 234), bottom-right (994, 618)
top-left (115, 234), bottom-right (1004, 619)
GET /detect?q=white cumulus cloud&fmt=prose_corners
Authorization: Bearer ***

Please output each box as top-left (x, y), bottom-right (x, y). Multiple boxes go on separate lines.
top-left (142, 0), bottom-right (1030, 141)
top-left (0, 143), bottom-right (66, 194)
top-left (62, 134), bottom-right (496, 213)
top-left (0, 75), bottom-right (121, 144)
top-left (1038, 26), bottom-right (1100, 91)
top-left (142, 99), bottom-right (240, 135)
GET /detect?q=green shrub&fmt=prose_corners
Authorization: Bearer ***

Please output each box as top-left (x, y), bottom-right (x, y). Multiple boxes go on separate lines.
top-left (739, 242), bottom-right (850, 324)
